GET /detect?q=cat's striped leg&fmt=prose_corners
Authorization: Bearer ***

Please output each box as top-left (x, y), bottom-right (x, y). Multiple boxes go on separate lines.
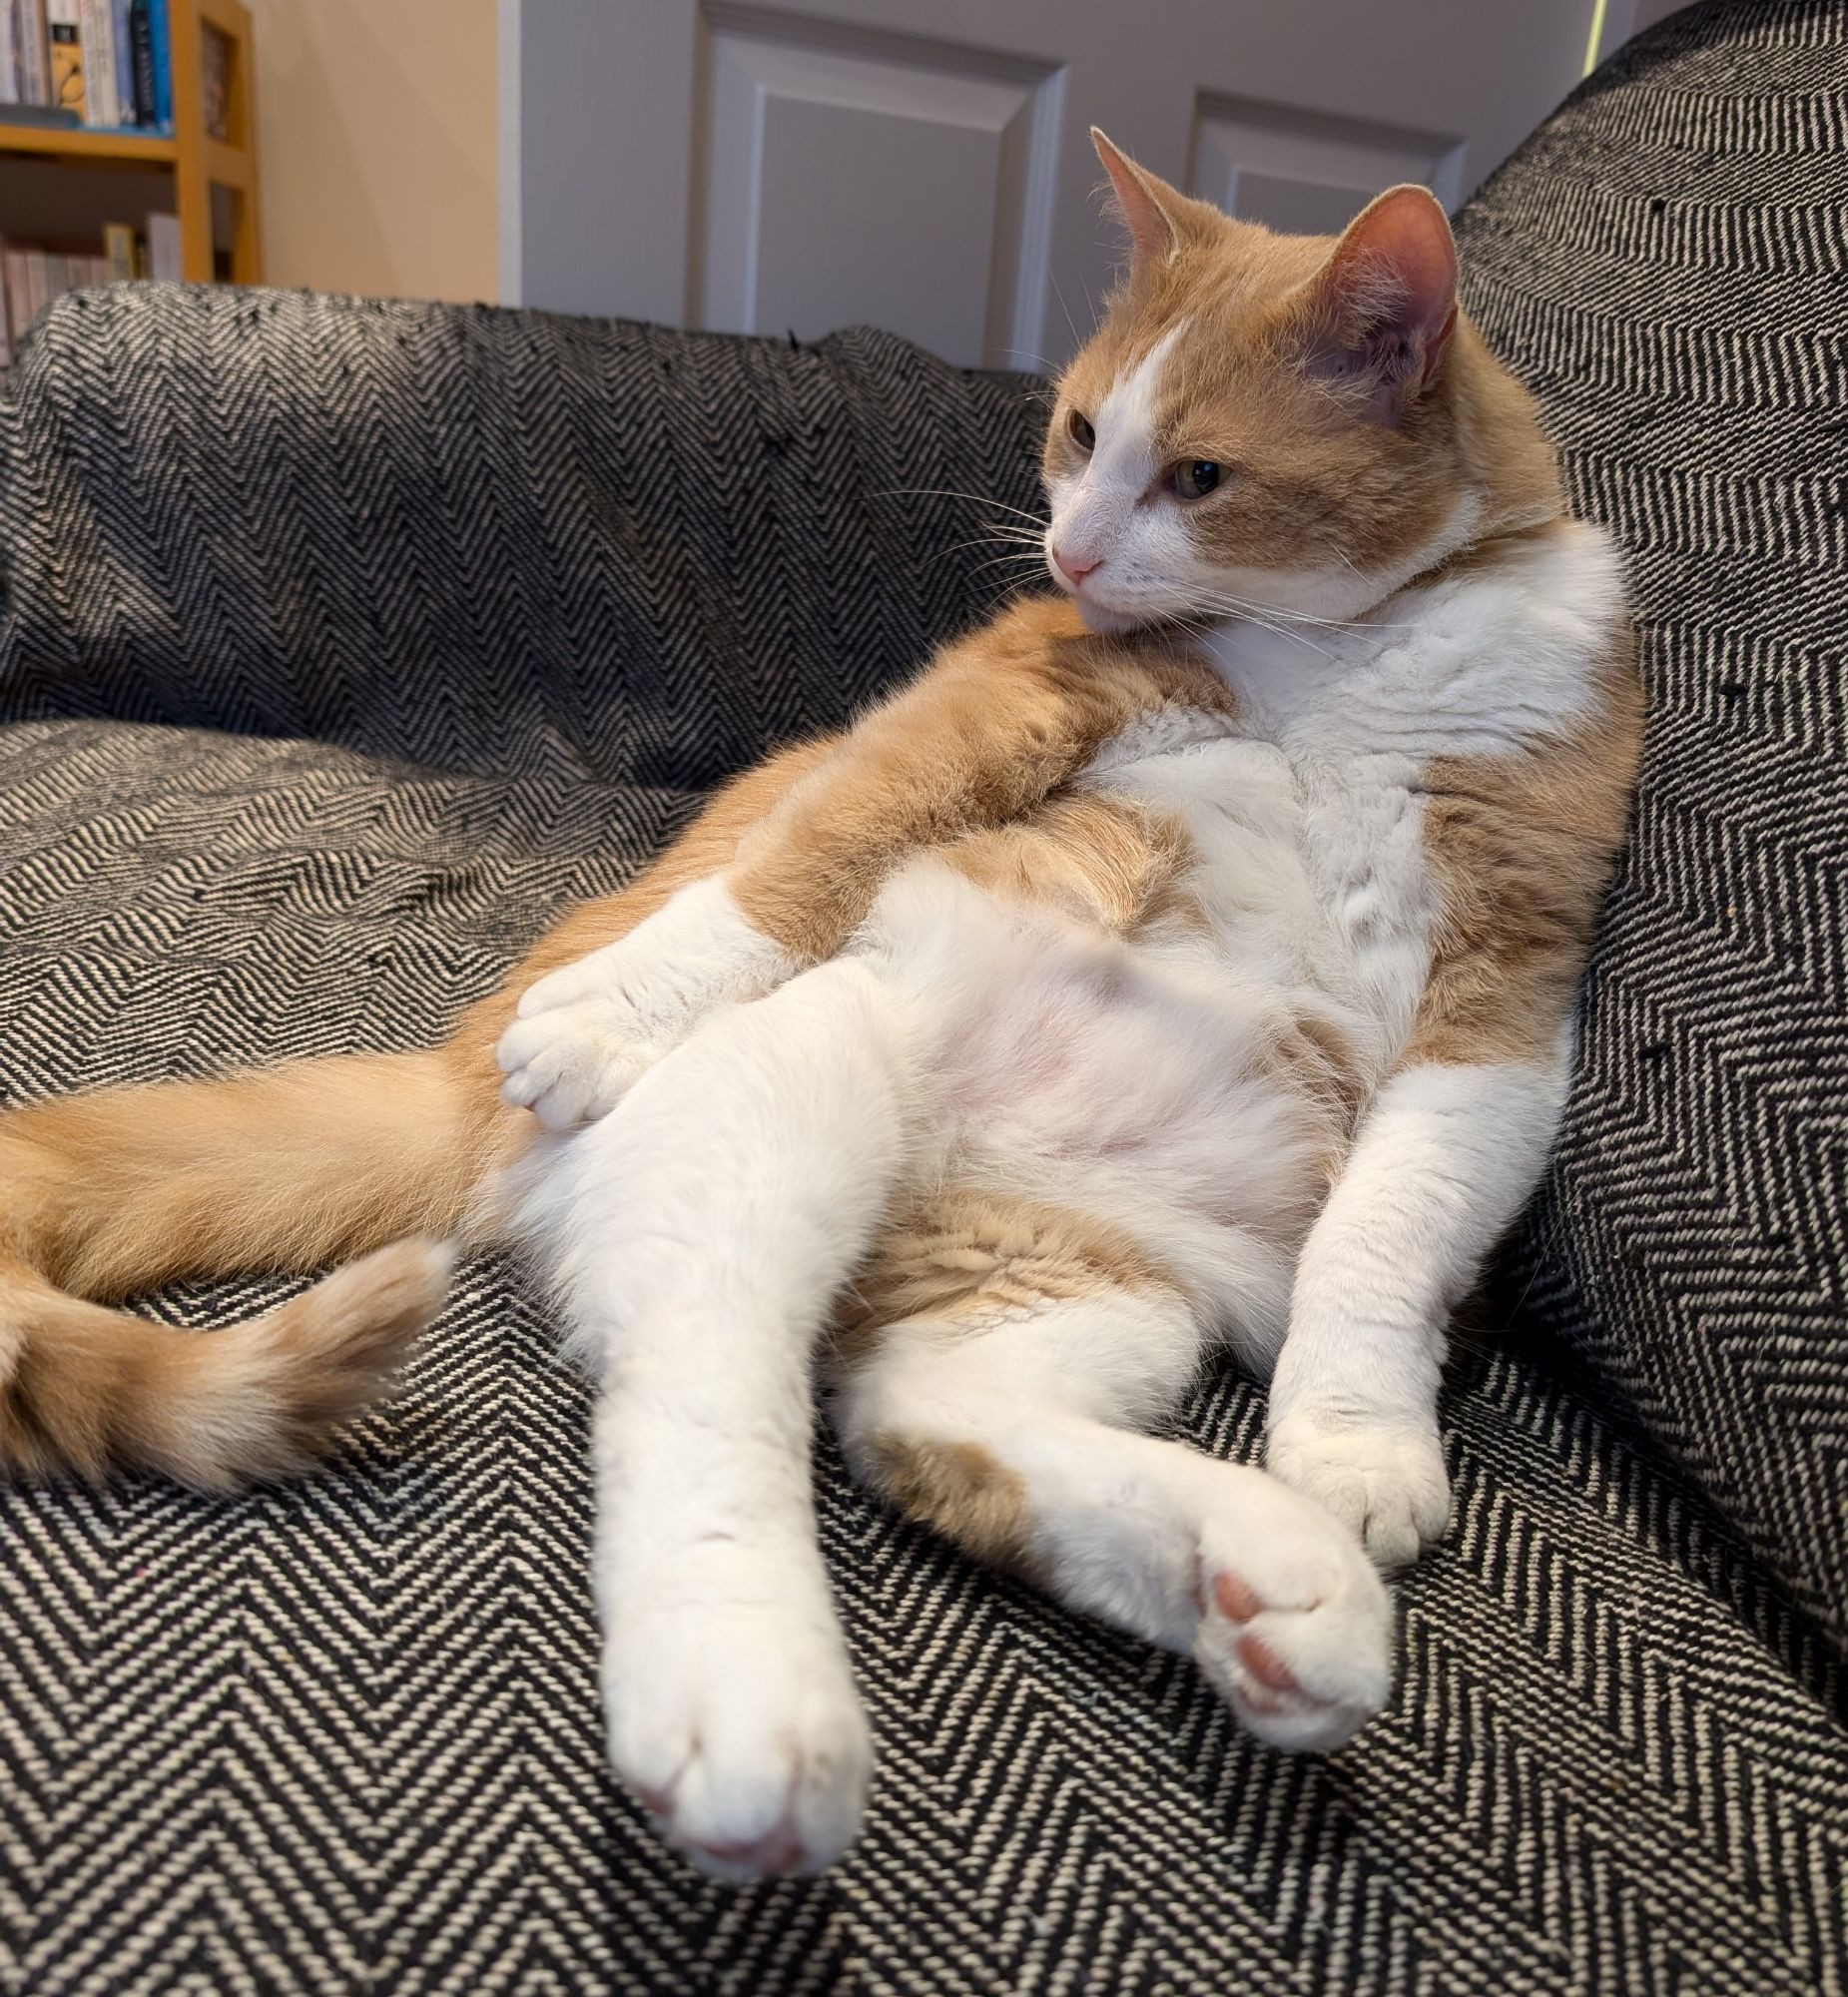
top-left (516, 957), bottom-right (916, 1882)
top-left (832, 1223), bottom-right (1392, 1751)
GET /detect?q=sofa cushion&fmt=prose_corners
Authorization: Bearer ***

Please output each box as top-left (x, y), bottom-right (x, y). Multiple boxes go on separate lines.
top-left (1456, 0), bottom-right (1848, 1649)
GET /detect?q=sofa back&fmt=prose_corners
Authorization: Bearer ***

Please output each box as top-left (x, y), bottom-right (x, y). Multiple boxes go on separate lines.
top-left (0, 295), bottom-right (1044, 791)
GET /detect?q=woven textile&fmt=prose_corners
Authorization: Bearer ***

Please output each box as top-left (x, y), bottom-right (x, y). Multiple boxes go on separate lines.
top-left (1455, 0), bottom-right (1848, 1651)
top-left (1, 7), bottom-right (1844, 1992)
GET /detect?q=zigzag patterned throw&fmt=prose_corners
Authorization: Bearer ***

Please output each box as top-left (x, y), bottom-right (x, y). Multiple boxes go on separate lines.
top-left (1, 3), bottom-right (1843, 1989)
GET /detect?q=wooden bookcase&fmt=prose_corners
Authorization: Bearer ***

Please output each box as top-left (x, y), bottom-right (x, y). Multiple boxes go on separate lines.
top-left (0, 0), bottom-right (261, 284)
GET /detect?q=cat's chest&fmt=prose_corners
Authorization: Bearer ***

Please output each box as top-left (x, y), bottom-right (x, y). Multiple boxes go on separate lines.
top-left (1083, 725), bottom-right (1432, 948)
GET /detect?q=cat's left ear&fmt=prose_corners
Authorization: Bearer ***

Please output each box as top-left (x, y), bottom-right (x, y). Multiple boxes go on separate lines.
top-left (1298, 185), bottom-right (1459, 424)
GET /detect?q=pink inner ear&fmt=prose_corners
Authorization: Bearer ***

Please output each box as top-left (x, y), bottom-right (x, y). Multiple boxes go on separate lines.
top-left (1308, 186), bottom-right (1459, 420)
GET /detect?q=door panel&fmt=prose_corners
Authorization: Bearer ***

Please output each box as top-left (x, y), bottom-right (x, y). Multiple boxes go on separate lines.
top-left (697, 18), bottom-right (1061, 365)
top-left (502, 0), bottom-right (1599, 368)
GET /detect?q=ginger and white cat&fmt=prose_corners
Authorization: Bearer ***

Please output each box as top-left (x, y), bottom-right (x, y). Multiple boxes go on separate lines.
top-left (0, 135), bottom-right (1639, 1884)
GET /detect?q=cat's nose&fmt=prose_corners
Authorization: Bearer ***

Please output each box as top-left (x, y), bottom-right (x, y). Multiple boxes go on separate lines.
top-left (1052, 545), bottom-right (1100, 586)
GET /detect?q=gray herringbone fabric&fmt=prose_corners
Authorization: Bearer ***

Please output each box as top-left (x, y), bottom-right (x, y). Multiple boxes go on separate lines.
top-left (1, 5), bottom-right (1844, 1993)
top-left (1456, 0), bottom-right (1848, 1654)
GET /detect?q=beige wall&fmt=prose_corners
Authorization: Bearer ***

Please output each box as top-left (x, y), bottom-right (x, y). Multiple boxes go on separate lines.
top-left (245, 0), bottom-right (497, 304)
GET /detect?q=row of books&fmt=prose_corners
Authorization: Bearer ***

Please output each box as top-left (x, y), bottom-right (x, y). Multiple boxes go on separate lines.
top-left (0, 1), bottom-right (173, 133)
top-left (0, 213), bottom-right (178, 363)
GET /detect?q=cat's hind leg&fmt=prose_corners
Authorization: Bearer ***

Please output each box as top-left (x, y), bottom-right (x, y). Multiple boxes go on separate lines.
top-left (832, 1200), bottom-right (1392, 1750)
top-left (517, 957), bottom-right (916, 1881)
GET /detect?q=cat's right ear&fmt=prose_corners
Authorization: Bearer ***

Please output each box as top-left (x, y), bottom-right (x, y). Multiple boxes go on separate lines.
top-left (1091, 130), bottom-right (1187, 283)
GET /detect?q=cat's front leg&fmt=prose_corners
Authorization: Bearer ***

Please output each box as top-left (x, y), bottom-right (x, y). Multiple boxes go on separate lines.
top-left (495, 875), bottom-right (801, 1128)
top-left (1268, 1058), bottom-right (1567, 1569)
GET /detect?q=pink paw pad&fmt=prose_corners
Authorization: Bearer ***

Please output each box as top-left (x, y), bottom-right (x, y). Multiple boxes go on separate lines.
top-left (1210, 1573), bottom-right (1304, 1713)
top-left (1213, 1572), bottom-right (1264, 1624)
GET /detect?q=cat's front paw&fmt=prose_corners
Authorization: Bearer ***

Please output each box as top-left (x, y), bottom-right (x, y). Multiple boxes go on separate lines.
top-left (496, 876), bottom-right (799, 1130)
top-left (604, 1592), bottom-right (872, 1883)
top-left (1267, 1414), bottom-right (1450, 1572)
top-left (496, 998), bottom-right (659, 1130)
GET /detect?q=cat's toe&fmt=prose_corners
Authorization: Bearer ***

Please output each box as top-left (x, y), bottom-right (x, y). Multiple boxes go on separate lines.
top-left (1267, 1415), bottom-right (1451, 1571)
top-left (1193, 1483), bottom-right (1394, 1751)
top-left (606, 1614), bottom-right (871, 1883)
top-left (494, 1004), bottom-right (646, 1129)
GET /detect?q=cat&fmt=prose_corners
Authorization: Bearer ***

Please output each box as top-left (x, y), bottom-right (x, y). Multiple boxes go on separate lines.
top-left (0, 133), bottom-right (1640, 1884)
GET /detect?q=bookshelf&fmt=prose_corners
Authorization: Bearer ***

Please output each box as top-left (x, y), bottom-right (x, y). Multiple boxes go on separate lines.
top-left (0, 0), bottom-right (261, 285)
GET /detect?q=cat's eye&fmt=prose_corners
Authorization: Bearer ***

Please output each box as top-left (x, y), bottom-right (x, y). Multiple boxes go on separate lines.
top-left (1173, 459), bottom-right (1222, 499)
top-left (1067, 409), bottom-right (1096, 451)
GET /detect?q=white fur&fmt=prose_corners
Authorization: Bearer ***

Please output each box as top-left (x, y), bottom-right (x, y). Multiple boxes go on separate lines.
top-left (1043, 323), bottom-right (1201, 631)
top-left (497, 875), bottom-right (799, 1129)
top-left (510, 960), bottom-right (906, 1878)
top-left (496, 486), bottom-right (1624, 1876)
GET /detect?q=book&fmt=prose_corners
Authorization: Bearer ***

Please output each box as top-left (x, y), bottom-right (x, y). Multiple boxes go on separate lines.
top-left (44, 0), bottom-right (78, 118)
top-left (103, 219), bottom-right (133, 280)
top-left (77, 0), bottom-right (113, 125)
top-left (110, 0), bottom-right (128, 124)
top-left (1, 7), bottom-right (20, 105)
top-left (0, 240), bottom-right (10, 369)
top-left (127, 0), bottom-right (151, 127)
top-left (19, 0), bottom-right (49, 104)
top-left (146, 208), bottom-right (180, 281)
top-left (143, 0), bottom-right (165, 127)
top-left (3, 248), bottom-right (28, 342)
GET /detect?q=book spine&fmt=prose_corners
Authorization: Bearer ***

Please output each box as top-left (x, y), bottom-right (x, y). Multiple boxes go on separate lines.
top-left (78, 0), bottom-right (114, 125)
top-left (110, 0), bottom-right (128, 123)
top-left (2, 248), bottom-right (26, 345)
top-left (18, 0), bottom-right (47, 103)
top-left (127, 0), bottom-right (150, 125)
top-left (44, 0), bottom-right (76, 118)
top-left (102, 219), bottom-right (133, 280)
top-left (0, 238), bottom-right (10, 370)
top-left (147, 0), bottom-right (166, 126)
top-left (1, 6), bottom-right (20, 104)
top-left (146, 208), bottom-right (180, 282)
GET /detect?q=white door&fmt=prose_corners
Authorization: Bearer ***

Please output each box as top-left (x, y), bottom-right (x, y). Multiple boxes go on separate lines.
top-left (500, 0), bottom-right (1601, 370)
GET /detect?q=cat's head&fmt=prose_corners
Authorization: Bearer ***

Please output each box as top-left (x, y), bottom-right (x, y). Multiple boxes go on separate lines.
top-left (1042, 132), bottom-right (1560, 632)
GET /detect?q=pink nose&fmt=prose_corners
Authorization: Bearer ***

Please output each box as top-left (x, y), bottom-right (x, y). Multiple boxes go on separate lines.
top-left (1053, 545), bottom-right (1099, 586)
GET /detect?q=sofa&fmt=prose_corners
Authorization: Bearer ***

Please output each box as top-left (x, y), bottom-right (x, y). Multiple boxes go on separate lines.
top-left (0, 3), bottom-right (1841, 1992)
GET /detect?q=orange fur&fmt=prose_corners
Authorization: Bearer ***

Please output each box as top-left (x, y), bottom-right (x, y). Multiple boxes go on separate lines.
top-left (1047, 169), bottom-right (1561, 578)
top-left (726, 597), bottom-right (1236, 961)
top-left (1408, 613), bottom-right (1643, 1069)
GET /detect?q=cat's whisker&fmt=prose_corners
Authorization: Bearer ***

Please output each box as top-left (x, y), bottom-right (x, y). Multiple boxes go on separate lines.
top-left (923, 529), bottom-right (1047, 569)
top-left (875, 488), bottom-right (1050, 530)
top-left (1186, 586), bottom-right (1413, 633)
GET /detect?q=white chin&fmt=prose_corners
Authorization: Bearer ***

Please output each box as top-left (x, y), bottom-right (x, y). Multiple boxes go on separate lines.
top-left (1072, 596), bottom-right (1142, 633)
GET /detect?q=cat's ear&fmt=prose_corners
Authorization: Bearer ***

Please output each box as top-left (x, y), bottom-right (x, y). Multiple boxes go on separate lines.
top-left (1298, 184), bottom-right (1459, 424)
top-left (1091, 129), bottom-right (1188, 282)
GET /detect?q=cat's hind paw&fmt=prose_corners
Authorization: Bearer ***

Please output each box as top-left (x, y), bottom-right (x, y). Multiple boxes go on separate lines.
top-left (605, 1599), bottom-right (872, 1883)
top-left (1192, 1482), bottom-right (1394, 1751)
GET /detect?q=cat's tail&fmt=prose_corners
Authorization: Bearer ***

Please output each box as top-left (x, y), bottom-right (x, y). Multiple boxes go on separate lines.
top-left (0, 1048), bottom-right (501, 1485)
